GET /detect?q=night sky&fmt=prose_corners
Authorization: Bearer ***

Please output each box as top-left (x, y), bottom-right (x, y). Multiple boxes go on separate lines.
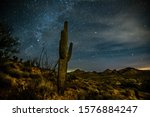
top-left (0, 0), bottom-right (150, 71)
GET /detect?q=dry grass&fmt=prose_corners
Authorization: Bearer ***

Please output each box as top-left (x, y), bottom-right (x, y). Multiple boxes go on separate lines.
top-left (0, 59), bottom-right (150, 100)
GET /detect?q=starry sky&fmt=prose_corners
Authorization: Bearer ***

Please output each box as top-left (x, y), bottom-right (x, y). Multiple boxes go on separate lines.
top-left (0, 0), bottom-right (150, 71)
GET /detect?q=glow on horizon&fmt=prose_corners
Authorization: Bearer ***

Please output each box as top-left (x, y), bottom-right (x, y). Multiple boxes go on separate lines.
top-left (137, 67), bottom-right (150, 70)
top-left (67, 69), bottom-right (76, 73)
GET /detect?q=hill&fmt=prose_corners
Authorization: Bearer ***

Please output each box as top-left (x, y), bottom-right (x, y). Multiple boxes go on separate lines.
top-left (0, 59), bottom-right (150, 99)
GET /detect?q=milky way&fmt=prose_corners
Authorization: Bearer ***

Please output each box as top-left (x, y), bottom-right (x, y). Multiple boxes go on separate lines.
top-left (0, 0), bottom-right (150, 71)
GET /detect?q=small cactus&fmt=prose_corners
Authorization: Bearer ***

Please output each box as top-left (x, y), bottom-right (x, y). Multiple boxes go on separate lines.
top-left (57, 21), bottom-right (73, 95)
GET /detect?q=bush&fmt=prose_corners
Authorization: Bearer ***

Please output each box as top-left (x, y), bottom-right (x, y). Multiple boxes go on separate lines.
top-left (0, 73), bottom-right (12, 88)
top-left (0, 23), bottom-right (20, 59)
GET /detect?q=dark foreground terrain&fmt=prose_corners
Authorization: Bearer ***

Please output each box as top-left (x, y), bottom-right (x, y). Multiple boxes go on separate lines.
top-left (0, 60), bottom-right (150, 100)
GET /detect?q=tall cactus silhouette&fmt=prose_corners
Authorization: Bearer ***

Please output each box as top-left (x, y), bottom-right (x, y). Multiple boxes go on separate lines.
top-left (58, 21), bottom-right (73, 95)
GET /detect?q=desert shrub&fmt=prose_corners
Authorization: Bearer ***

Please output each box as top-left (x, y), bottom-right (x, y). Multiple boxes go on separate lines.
top-left (67, 74), bottom-right (78, 82)
top-left (41, 71), bottom-right (57, 84)
top-left (0, 62), bottom-right (11, 73)
top-left (22, 66), bottom-right (32, 72)
top-left (83, 87), bottom-right (100, 100)
top-left (8, 69), bottom-right (30, 78)
top-left (0, 23), bottom-right (20, 59)
top-left (100, 92), bottom-right (112, 100)
top-left (5, 77), bottom-right (56, 100)
top-left (7, 84), bottom-right (40, 100)
top-left (0, 60), bottom-right (30, 78)
top-left (30, 73), bottom-right (42, 79)
top-left (76, 89), bottom-right (87, 100)
top-left (141, 78), bottom-right (150, 93)
top-left (121, 79), bottom-right (138, 89)
top-left (0, 73), bottom-right (12, 88)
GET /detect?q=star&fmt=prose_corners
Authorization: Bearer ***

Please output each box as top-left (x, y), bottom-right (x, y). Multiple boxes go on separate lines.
top-left (0, 0), bottom-right (149, 71)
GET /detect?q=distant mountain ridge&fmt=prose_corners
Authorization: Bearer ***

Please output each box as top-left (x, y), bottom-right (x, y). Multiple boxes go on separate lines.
top-left (72, 67), bottom-right (146, 74)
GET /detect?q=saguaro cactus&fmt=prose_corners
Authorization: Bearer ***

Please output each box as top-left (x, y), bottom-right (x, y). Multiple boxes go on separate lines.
top-left (58, 21), bottom-right (73, 95)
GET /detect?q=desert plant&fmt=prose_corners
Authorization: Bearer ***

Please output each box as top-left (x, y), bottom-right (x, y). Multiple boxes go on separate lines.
top-left (0, 23), bottom-right (20, 59)
top-left (0, 72), bottom-right (13, 88)
top-left (57, 21), bottom-right (73, 95)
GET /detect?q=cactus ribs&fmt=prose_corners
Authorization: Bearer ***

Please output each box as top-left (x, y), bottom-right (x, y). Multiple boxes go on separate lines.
top-left (57, 21), bottom-right (73, 95)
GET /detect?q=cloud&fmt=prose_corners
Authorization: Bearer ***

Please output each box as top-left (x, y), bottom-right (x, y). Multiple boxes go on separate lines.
top-left (99, 15), bottom-right (150, 44)
top-left (1, 0), bottom-right (149, 71)
top-left (68, 10), bottom-right (150, 57)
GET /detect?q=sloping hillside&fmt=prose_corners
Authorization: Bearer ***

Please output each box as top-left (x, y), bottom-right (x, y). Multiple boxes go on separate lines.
top-left (0, 59), bottom-right (150, 99)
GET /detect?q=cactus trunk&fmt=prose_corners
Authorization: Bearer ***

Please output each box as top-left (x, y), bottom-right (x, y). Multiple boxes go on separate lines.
top-left (58, 21), bottom-right (73, 95)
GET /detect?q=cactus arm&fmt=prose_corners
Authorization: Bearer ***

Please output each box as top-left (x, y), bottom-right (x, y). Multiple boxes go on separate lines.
top-left (67, 42), bottom-right (73, 61)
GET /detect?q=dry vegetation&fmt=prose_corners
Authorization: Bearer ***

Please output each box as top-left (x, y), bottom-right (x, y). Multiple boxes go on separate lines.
top-left (0, 59), bottom-right (150, 100)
